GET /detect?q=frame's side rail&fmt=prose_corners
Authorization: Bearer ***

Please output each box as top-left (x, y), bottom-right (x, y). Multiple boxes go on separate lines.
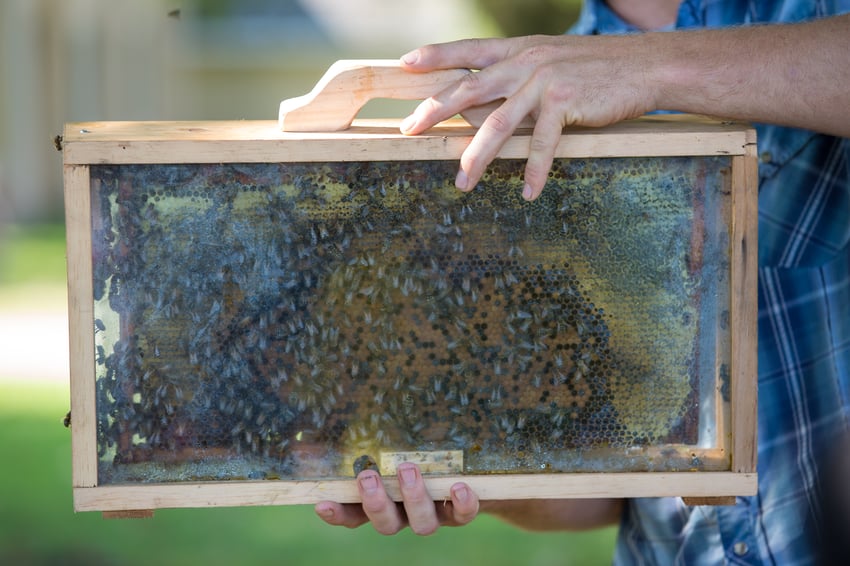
top-left (64, 164), bottom-right (99, 488)
top-left (729, 147), bottom-right (759, 473)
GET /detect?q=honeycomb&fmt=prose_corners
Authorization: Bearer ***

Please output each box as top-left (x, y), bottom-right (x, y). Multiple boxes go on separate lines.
top-left (90, 156), bottom-right (732, 484)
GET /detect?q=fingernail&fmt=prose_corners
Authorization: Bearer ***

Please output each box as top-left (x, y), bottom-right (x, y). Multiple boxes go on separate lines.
top-left (455, 170), bottom-right (469, 191)
top-left (522, 183), bottom-right (533, 200)
top-left (316, 505), bottom-right (334, 519)
top-left (400, 114), bottom-right (417, 134)
top-left (399, 465), bottom-right (417, 487)
top-left (359, 473), bottom-right (378, 494)
top-left (452, 485), bottom-right (469, 503)
top-left (401, 50), bottom-right (420, 65)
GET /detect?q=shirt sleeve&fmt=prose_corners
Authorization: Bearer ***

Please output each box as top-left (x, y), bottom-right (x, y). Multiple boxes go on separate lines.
top-left (568, 0), bottom-right (642, 35)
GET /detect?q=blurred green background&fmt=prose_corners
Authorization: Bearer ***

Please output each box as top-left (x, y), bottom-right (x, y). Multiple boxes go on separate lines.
top-left (1, 1), bottom-right (617, 564)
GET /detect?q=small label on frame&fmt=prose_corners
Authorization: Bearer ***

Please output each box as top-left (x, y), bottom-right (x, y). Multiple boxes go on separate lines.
top-left (380, 450), bottom-right (464, 475)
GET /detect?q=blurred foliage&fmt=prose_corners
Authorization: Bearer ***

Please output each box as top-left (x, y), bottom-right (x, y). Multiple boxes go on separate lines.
top-left (476, 0), bottom-right (582, 36)
top-left (193, 0), bottom-right (582, 36)
top-left (193, 0), bottom-right (310, 19)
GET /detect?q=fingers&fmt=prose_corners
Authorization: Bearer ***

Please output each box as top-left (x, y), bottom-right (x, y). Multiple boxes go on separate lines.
top-left (315, 464), bottom-right (480, 536)
top-left (399, 35), bottom-right (649, 201)
top-left (314, 500), bottom-right (369, 529)
top-left (401, 66), bottom-right (519, 136)
top-left (442, 483), bottom-right (480, 526)
top-left (400, 94), bottom-right (461, 136)
top-left (314, 469), bottom-right (409, 535)
top-left (392, 467), bottom-right (480, 533)
top-left (314, 470), bottom-right (403, 532)
top-left (522, 105), bottom-right (565, 200)
top-left (315, 465), bottom-right (441, 536)
top-left (397, 463), bottom-right (440, 535)
top-left (456, 85), bottom-right (538, 196)
top-left (400, 38), bottom-right (513, 72)
top-left (399, 39), bottom-right (561, 201)
top-left (357, 469), bottom-right (408, 535)
top-left (399, 39), bottom-right (527, 136)
top-left (406, 83), bottom-right (553, 201)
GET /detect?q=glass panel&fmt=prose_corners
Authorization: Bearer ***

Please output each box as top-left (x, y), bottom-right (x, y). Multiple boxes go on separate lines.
top-left (90, 157), bottom-right (732, 484)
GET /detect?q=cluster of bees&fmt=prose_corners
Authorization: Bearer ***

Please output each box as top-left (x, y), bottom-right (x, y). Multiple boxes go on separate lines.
top-left (90, 156), bottom-right (718, 481)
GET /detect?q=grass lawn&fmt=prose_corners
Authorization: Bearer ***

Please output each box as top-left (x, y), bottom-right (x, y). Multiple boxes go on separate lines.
top-left (0, 224), bottom-right (617, 565)
top-left (0, 381), bottom-right (617, 566)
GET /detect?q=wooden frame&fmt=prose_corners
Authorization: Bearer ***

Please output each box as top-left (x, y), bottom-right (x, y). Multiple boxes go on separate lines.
top-left (64, 114), bottom-right (758, 514)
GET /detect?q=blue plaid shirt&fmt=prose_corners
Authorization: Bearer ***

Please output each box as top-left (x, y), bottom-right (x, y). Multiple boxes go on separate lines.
top-left (572, 2), bottom-right (850, 564)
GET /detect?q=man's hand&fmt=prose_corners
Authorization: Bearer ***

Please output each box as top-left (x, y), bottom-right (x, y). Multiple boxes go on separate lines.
top-left (399, 35), bottom-right (656, 201)
top-left (315, 462), bottom-right (480, 535)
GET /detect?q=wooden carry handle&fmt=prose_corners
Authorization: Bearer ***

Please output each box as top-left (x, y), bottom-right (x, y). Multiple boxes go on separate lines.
top-left (278, 59), bottom-right (536, 132)
top-left (278, 60), bottom-right (470, 132)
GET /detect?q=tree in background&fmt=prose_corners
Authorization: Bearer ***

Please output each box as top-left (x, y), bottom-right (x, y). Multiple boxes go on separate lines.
top-left (476, 0), bottom-right (581, 36)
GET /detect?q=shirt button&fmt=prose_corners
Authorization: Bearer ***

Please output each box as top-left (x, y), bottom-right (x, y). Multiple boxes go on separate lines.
top-left (733, 542), bottom-right (749, 556)
top-left (759, 151), bottom-right (773, 164)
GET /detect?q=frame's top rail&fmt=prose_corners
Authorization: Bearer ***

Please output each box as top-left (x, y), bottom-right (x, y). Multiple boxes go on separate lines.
top-left (63, 115), bottom-right (756, 165)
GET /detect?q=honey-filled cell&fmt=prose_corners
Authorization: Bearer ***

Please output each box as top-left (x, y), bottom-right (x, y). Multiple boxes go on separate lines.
top-left (90, 156), bottom-right (732, 485)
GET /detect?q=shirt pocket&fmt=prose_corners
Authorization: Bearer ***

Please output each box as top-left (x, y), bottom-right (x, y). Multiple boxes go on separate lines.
top-left (757, 128), bottom-right (850, 268)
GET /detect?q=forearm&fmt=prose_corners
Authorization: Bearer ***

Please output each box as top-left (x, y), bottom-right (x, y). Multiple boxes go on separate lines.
top-left (480, 498), bottom-right (623, 532)
top-left (646, 14), bottom-right (850, 137)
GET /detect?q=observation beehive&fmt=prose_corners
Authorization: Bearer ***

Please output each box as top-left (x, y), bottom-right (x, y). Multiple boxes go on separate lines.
top-left (63, 64), bottom-right (757, 516)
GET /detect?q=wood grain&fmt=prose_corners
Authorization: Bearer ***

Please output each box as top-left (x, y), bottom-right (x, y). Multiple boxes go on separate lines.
top-left (730, 147), bottom-right (759, 473)
top-left (278, 60), bottom-right (470, 132)
top-left (64, 115), bottom-right (755, 165)
top-left (64, 164), bottom-right (98, 489)
top-left (75, 472), bottom-right (757, 512)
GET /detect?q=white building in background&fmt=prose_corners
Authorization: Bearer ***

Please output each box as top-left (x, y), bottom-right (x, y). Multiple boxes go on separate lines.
top-left (0, 0), bottom-right (494, 223)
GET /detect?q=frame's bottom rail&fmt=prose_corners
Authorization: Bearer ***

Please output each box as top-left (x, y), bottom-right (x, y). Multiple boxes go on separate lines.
top-left (75, 471), bottom-right (757, 512)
